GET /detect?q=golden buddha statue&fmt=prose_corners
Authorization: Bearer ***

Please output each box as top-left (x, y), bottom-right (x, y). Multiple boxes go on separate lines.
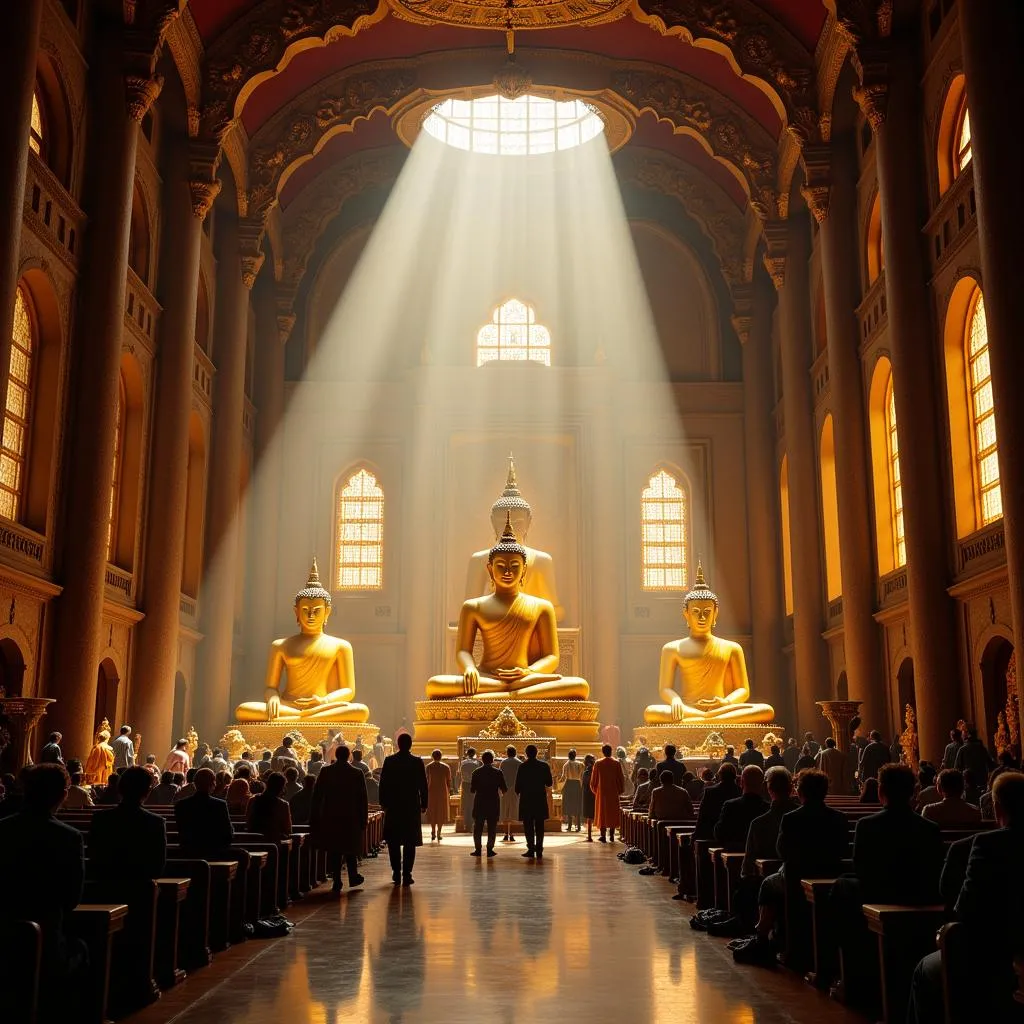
top-left (465, 455), bottom-right (564, 622)
top-left (235, 559), bottom-right (370, 724)
top-left (644, 563), bottom-right (774, 724)
top-left (428, 514), bottom-right (588, 700)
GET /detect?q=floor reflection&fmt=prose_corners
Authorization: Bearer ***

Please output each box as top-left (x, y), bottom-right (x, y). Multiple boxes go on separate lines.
top-left (168, 832), bottom-right (862, 1024)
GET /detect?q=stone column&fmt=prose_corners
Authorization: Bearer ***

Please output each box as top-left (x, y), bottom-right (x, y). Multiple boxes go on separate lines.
top-left (194, 215), bottom-right (263, 741)
top-left (958, 1), bottom-right (1024, 708)
top-left (244, 279), bottom-right (290, 685)
top-left (130, 148), bottom-right (220, 752)
top-left (773, 214), bottom-right (831, 735)
top-left (857, 43), bottom-right (961, 761)
top-left (0, 0), bottom-right (44, 413)
top-left (806, 142), bottom-right (886, 734)
top-left (735, 272), bottom-right (785, 721)
top-left (49, 46), bottom-right (161, 761)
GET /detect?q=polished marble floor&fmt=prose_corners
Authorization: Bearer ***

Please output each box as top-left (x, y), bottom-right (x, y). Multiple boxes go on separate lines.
top-left (136, 831), bottom-right (864, 1024)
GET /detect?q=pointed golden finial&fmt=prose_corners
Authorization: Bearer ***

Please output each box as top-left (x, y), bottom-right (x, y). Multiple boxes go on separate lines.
top-left (308, 556), bottom-right (321, 588)
top-left (506, 452), bottom-right (517, 489)
top-left (501, 510), bottom-right (517, 544)
top-left (490, 510), bottom-right (527, 559)
top-left (684, 558), bottom-right (718, 608)
top-left (295, 555), bottom-right (332, 605)
top-left (695, 559), bottom-right (706, 588)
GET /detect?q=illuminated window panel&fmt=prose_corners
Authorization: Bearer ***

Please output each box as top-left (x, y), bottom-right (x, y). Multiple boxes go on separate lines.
top-left (966, 290), bottom-right (1001, 524)
top-left (476, 298), bottom-right (551, 367)
top-left (955, 102), bottom-right (972, 176)
top-left (423, 94), bottom-right (604, 156)
top-left (0, 286), bottom-right (34, 521)
top-left (335, 468), bottom-right (384, 590)
top-left (107, 375), bottom-right (125, 559)
top-left (641, 470), bottom-right (688, 591)
top-left (29, 92), bottom-right (43, 156)
top-left (884, 377), bottom-right (906, 568)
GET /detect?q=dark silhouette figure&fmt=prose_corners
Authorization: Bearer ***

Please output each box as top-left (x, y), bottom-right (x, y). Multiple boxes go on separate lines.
top-left (378, 733), bottom-right (428, 885)
top-left (311, 745), bottom-right (368, 893)
top-left (174, 767), bottom-right (234, 857)
top-left (470, 750), bottom-right (507, 856)
top-left (516, 744), bottom-right (553, 858)
top-left (88, 766), bottom-right (167, 881)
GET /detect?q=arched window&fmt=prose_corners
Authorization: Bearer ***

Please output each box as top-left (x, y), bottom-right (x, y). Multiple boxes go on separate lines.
top-left (779, 456), bottom-right (794, 615)
top-left (819, 415), bottom-right (843, 601)
top-left (1, 286), bottom-right (36, 521)
top-left (29, 90), bottom-right (44, 157)
top-left (476, 299), bottom-right (551, 367)
top-left (938, 75), bottom-right (971, 196)
top-left (866, 192), bottom-right (884, 285)
top-left (335, 468), bottom-right (384, 590)
top-left (965, 289), bottom-right (1001, 525)
top-left (953, 97), bottom-right (972, 177)
top-left (107, 373), bottom-right (125, 559)
top-left (884, 375), bottom-right (906, 568)
top-left (640, 469), bottom-right (688, 591)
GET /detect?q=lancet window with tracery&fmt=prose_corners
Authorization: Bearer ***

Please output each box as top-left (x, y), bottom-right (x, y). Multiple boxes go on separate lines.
top-left (476, 299), bottom-right (551, 366)
top-left (335, 468), bottom-right (384, 590)
top-left (641, 469), bottom-right (688, 591)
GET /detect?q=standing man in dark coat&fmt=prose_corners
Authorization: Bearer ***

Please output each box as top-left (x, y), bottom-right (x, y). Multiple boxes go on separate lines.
top-left (40, 731), bottom-right (64, 764)
top-left (311, 745), bottom-right (368, 893)
top-left (378, 732), bottom-right (428, 886)
top-left (516, 744), bottom-right (553, 859)
top-left (470, 750), bottom-right (507, 857)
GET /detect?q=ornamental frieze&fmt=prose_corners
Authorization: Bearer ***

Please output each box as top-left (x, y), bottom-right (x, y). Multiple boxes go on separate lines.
top-left (385, 0), bottom-right (632, 30)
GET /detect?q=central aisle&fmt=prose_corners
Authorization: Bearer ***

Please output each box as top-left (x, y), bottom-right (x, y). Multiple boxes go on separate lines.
top-left (150, 832), bottom-right (863, 1023)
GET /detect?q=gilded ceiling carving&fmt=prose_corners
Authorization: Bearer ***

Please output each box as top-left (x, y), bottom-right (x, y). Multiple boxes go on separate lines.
top-left (385, 0), bottom-right (632, 30)
top-left (199, 0), bottom-right (385, 142)
top-left (834, 0), bottom-right (893, 129)
top-left (247, 49), bottom-right (776, 224)
top-left (614, 146), bottom-right (747, 285)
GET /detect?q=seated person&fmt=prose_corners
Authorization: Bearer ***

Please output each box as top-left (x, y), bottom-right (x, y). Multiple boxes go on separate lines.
top-left (741, 766), bottom-right (798, 878)
top-left (914, 762), bottom-right (940, 812)
top-left (962, 768), bottom-right (984, 807)
top-left (246, 772), bottom-right (293, 842)
top-left (212, 770), bottom-right (232, 799)
top-left (859, 777), bottom-right (879, 803)
top-left (694, 763), bottom-right (740, 841)
top-left (146, 770), bottom-right (178, 805)
top-left (794, 745), bottom-right (817, 772)
top-left (306, 750), bottom-right (324, 778)
top-left (88, 766), bottom-right (167, 881)
top-left (226, 775), bottom-right (252, 816)
top-left (257, 751), bottom-right (273, 777)
top-left (722, 746), bottom-right (739, 766)
top-left (655, 745), bottom-right (687, 786)
top-left (174, 767), bottom-right (234, 858)
top-left (908, 771), bottom-right (1024, 1023)
top-left (739, 739), bottom-right (765, 769)
top-left (0, 764), bottom-right (87, 992)
top-left (714, 765), bottom-right (768, 849)
top-left (282, 766), bottom-right (302, 801)
top-left (174, 767), bottom-right (198, 803)
top-left (352, 749), bottom-right (371, 778)
top-left (631, 768), bottom-right (653, 812)
top-left (648, 770), bottom-right (694, 821)
top-left (686, 769), bottom-right (711, 802)
top-left (764, 744), bottom-right (785, 770)
top-left (64, 766), bottom-right (94, 809)
top-left (921, 769), bottom-right (982, 826)
top-left (142, 754), bottom-right (160, 780)
top-left (289, 774), bottom-right (316, 825)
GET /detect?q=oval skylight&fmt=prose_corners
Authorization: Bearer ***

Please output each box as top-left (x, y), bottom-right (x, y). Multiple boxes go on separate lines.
top-left (422, 94), bottom-right (605, 156)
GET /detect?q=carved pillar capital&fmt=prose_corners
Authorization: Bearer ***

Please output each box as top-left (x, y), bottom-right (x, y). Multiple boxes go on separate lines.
top-left (730, 283), bottom-right (754, 345)
top-left (852, 80), bottom-right (889, 131)
top-left (124, 72), bottom-right (163, 122)
top-left (761, 219), bottom-right (789, 291)
top-left (189, 179), bottom-right (221, 220)
top-left (238, 217), bottom-right (266, 290)
top-left (800, 144), bottom-right (833, 223)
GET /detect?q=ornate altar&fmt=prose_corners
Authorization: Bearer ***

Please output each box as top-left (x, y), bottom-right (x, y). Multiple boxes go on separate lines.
top-left (630, 723), bottom-right (787, 759)
top-left (232, 720), bottom-right (382, 757)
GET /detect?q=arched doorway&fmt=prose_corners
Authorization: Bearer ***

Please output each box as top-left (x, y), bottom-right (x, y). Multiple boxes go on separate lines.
top-left (980, 636), bottom-right (1014, 752)
top-left (896, 657), bottom-right (916, 736)
top-left (95, 659), bottom-right (120, 732)
top-left (172, 671), bottom-right (187, 743)
top-left (0, 638), bottom-right (26, 696)
top-left (836, 670), bottom-right (849, 701)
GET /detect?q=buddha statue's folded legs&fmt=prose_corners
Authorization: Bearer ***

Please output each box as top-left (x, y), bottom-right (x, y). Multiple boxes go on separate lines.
top-left (236, 699), bottom-right (371, 723)
top-left (643, 701), bottom-right (775, 724)
top-left (426, 673), bottom-right (590, 700)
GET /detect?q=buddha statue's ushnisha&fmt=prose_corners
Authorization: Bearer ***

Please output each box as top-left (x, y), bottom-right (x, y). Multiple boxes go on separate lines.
top-left (235, 559), bottom-right (370, 723)
top-left (428, 514), bottom-right (588, 700)
top-left (465, 455), bottom-right (564, 622)
top-left (644, 563), bottom-right (774, 724)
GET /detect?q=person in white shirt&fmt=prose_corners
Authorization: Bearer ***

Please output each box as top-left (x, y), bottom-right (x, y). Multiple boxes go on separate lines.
top-left (163, 739), bottom-right (191, 775)
top-left (64, 768), bottom-right (94, 809)
top-left (111, 725), bottom-right (136, 770)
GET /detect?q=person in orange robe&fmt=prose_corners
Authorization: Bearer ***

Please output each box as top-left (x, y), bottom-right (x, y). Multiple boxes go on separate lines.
top-left (589, 743), bottom-right (625, 842)
top-left (85, 730), bottom-right (115, 786)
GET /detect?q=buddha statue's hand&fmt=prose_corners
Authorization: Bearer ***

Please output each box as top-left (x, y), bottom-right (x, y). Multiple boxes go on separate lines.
top-left (670, 697), bottom-right (687, 722)
top-left (496, 667), bottom-right (527, 681)
top-left (697, 697), bottom-right (726, 710)
top-left (463, 666), bottom-right (481, 696)
top-left (266, 694), bottom-right (281, 720)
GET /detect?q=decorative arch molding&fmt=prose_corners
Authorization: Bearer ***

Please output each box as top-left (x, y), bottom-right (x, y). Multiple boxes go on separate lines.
top-left (247, 49), bottom-right (777, 224)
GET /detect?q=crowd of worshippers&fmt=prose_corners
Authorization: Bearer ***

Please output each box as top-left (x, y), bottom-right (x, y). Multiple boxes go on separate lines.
top-left (628, 722), bottom-right (1023, 1021)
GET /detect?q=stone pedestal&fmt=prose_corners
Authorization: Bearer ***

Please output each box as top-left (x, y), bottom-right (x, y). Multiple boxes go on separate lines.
top-left (630, 722), bottom-right (787, 759)
top-left (816, 700), bottom-right (864, 755)
top-left (0, 696), bottom-right (55, 770)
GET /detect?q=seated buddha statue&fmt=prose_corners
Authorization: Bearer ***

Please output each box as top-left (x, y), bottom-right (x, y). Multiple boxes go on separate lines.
top-left (236, 559), bottom-right (371, 723)
top-left (644, 563), bottom-right (774, 724)
top-left (428, 514), bottom-right (588, 700)
top-left (465, 455), bottom-right (564, 622)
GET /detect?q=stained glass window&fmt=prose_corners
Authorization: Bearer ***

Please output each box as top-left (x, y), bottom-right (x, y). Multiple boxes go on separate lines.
top-left (29, 92), bottom-right (43, 157)
top-left (476, 299), bottom-right (551, 366)
top-left (641, 470), bottom-right (688, 591)
top-left (423, 94), bottom-right (604, 156)
top-left (1, 286), bottom-right (34, 521)
top-left (335, 468), bottom-right (383, 590)
top-left (966, 290), bottom-right (1001, 524)
top-left (954, 101), bottom-right (972, 176)
top-left (884, 375), bottom-right (906, 568)
top-left (107, 374), bottom-right (125, 559)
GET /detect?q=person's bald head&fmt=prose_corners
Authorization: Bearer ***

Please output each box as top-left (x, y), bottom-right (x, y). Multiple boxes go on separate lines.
top-left (740, 765), bottom-right (764, 795)
top-left (993, 771), bottom-right (1024, 828)
top-left (193, 767), bottom-right (216, 794)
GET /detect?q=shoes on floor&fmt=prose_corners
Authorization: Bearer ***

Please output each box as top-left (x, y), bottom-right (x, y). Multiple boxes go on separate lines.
top-left (598, 835), bottom-right (607, 843)
top-left (331, 883), bottom-right (343, 894)
top-left (522, 850), bottom-right (535, 858)
top-left (402, 876), bottom-right (414, 887)
top-left (536, 851), bottom-right (544, 859)
top-left (348, 874), bottom-right (365, 888)
top-left (392, 871), bottom-right (401, 884)
top-left (471, 849), bottom-right (482, 857)
top-left (486, 849), bottom-right (497, 857)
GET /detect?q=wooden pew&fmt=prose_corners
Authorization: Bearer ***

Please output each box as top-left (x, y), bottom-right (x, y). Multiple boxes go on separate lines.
top-left (0, 919), bottom-right (41, 1021)
top-left (154, 878), bottom-right (190, 989)
top-left (800, 878), bottom-right (840, 988)
top-left (69, 903), bottom-right (128, 1024)
top-left (206, 861), bottom-right (237, 952)
top-left (165, 859), bottom-right (212, 970)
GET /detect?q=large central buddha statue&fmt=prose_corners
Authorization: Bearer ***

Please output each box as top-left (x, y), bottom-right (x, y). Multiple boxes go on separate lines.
top-left (465, 456), bottom-right (564, 622)
top-left (236, 559), bottom-right (371, 723)
top-left (644, 563), bottom-right (774, 724)
top-left (428, 514), bottom-right (588, 700)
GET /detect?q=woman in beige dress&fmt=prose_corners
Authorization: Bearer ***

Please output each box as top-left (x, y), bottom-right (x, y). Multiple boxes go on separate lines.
top-left (425, 749), bottom-right (452, 841)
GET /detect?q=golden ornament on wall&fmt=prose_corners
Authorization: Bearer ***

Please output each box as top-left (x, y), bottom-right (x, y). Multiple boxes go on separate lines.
top-left (385, 0), bottom-right (632, 31)
top-left (478, 707), bottom-right (537, 739)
